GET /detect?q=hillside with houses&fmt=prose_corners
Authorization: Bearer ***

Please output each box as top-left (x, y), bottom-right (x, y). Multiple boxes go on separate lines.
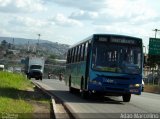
top-left (0, 37), bottom-right (69, 71)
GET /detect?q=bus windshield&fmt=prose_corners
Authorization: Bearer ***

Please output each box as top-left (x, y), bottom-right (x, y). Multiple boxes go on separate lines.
top-left (92, 41), bottom-right (142, 74)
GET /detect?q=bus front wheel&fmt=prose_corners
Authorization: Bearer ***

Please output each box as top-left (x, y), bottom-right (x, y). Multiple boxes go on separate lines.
top-left (122, 93), bottom-right (131, 102)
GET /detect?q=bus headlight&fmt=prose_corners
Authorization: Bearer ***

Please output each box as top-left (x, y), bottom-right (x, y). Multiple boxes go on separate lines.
top-left (135, 84), bottom-right (140, 87)
top-left (129, 84), bottom-right (141, 88)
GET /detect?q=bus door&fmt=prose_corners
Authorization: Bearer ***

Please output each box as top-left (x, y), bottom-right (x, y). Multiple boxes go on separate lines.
top-left (85, 42), bottom-right (91, 90)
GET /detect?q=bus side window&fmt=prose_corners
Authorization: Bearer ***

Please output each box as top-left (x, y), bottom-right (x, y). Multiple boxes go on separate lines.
top-left (73, 48), bottom-right (76, 63)
top-left (67, 50), bottom-right (70, 63)
top-left (81, 44), bottom-right (84, 61)
top-left (84, 42), bottom-right (88, 60)
top-left (74, 47), bottom-right (77, 62)
top-left (70, 49), bottom-right (72, 63)
top-left (73, 47), bottom-right (76, 62)
top-left (71, 48), bottom-right (75, 63)
top-left (80, 45), bottom-right (82, 62)
top-left (78, 45), bottom-right (82, 62)
top-left (82, 43), bottom-right (86, 61)
top-left (76, 46), bottom-right (79, 62)
top-left (69, 50), bottom-right (72, 63)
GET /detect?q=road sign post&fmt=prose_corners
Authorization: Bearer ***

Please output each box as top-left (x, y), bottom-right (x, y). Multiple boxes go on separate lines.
top-left (148, 38), bottom-right (160, 67)
top-left (149, 38), bottom-right (160, 55)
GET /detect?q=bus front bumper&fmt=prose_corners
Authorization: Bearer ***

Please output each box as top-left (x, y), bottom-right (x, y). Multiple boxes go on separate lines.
top-left (88, 83), bottom-right (142, 95)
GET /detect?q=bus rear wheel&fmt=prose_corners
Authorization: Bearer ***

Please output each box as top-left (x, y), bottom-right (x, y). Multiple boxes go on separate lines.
top-left (80, 78), bottom-right (88, 99)
top-left (80, 90), bottom-right (88, 99)
top-left (122, 93), bottom-right (131, 102)
top-left (40, 76), bottom-right (42, 81)
top-left (69, 76), bottom-right (74, 93)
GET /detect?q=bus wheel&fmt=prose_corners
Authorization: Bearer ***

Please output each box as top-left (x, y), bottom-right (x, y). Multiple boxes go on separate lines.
top-left (40, 77), bottom-right (42, 81)
top-left (122, 93), bottom-right (131, 102)
top-left (80, 78), bottom-right (88, 99)
top-left (81, 90), bottom-right (88, 99)
top-left (69, 76), bottom-right (73, 93)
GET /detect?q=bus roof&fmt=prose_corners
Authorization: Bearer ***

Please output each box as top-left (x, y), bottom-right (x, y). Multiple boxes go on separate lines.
top-left (69, 35), bottom-right (93, 49)
top-left (70, 34), bottom-right (142, 49)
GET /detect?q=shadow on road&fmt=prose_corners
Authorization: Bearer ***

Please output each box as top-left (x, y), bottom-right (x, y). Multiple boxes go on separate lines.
top-left (48, 90), bottom-right (124, 105)
top-left (34, 79), bottom-right (124, 104)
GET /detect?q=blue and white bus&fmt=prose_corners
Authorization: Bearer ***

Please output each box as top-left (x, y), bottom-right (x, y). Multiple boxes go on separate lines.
top-left (65, 34), bottom-right (143, 102)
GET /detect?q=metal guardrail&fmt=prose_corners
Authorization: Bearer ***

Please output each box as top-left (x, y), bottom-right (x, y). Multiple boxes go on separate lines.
top-left (143, 69), bottom-right (160, 86)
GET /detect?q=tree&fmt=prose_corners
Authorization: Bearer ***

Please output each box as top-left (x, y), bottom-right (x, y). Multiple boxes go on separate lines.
top-left (148, 55), bottom-right (160, 68)
top-left (1, 40), bottom-right (8, 50)
top-left (8, 43), bottom-right (12, 49)
top-left (49, 54), bottom-right (56, 59)
top-left (1, 40), bottom-right (8, 46)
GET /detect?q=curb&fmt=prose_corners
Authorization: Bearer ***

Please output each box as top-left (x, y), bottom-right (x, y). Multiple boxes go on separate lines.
top-left (32, 81), bottom-right (73, 119)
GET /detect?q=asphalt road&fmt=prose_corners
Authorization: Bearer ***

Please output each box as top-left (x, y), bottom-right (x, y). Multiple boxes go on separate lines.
top-left (33, 79), bottom-right (160, 119)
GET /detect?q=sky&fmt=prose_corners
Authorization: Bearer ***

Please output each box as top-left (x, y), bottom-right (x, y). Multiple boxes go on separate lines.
top-left (0, 0), bottom-right (160, 48)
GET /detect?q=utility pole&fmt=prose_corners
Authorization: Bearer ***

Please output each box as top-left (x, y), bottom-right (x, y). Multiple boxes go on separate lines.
top-left (37, 34), bottom-right (41, 55)
top-left (153, 29), bottom-right (160, 38)
top-left (27, 40), bottom-right (30, 51)
top-left (37, 34), bottom-right (41, 47)
top-left (12, 38), bottom-right (14, 49)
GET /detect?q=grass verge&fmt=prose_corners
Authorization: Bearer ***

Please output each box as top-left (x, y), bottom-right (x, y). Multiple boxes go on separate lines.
top-left (0, 71), bottom-right (51, 119)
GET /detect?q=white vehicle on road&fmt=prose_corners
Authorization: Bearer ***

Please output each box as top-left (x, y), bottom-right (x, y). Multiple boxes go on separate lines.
top-left (142, 79), bottom-right (145, 92)
top-left (0, 65), bottom-right (4, 71)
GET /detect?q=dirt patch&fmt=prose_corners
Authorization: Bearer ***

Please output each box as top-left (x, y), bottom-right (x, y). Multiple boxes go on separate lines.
top-left (25, 87), bottom-right (54, 119)
top-left (144, 85), bottom-right (160, 94)
top-left (29, 101), bottom-right (51, 119)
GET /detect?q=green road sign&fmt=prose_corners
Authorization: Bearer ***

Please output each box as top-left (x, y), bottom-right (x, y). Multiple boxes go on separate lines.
top-left (149, 38), bottom-right (160, 55)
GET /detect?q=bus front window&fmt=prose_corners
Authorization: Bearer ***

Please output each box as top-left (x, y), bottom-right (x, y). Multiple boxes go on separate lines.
top-left (92, 42), bottom-right (142, 74)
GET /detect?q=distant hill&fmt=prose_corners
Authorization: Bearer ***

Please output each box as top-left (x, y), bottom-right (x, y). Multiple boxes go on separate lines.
top-left (0, 36), bottom-right (70, 57)
top-left (0, 36), bottom-right (53, 45)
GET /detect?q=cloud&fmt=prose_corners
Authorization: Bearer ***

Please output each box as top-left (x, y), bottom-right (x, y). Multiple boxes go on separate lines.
top-left (70, 10), bottom-right (99, 20)
top-left (94, 22), bottom-right (152, 42)
top-left (0, 0), bottom-right (11, 7)
top-left (50, 0), bottom-right (107, 11)
top-left (105, 0), bottom-right (158, 24)
top-left (50, 13), bottom-right (83, 27)
top-left (50, 0), bottom-right (159, 26)
top-left (0, 0), bottom-right (159, 46)
top-left (0, 0), bottom-right (47, 13)
top-left (8, 16), bottom-right (50, 28)
top-left (0, 28), bottom-right (10, 36)
top-left (91, 0), bottom-right (159, 26)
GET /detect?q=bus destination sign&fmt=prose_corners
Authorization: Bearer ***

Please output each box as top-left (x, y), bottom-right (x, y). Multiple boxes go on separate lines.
top-left (111, 37), bottom-right (136, 44)
top-left (99, 37), bottom-right (108, 42)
